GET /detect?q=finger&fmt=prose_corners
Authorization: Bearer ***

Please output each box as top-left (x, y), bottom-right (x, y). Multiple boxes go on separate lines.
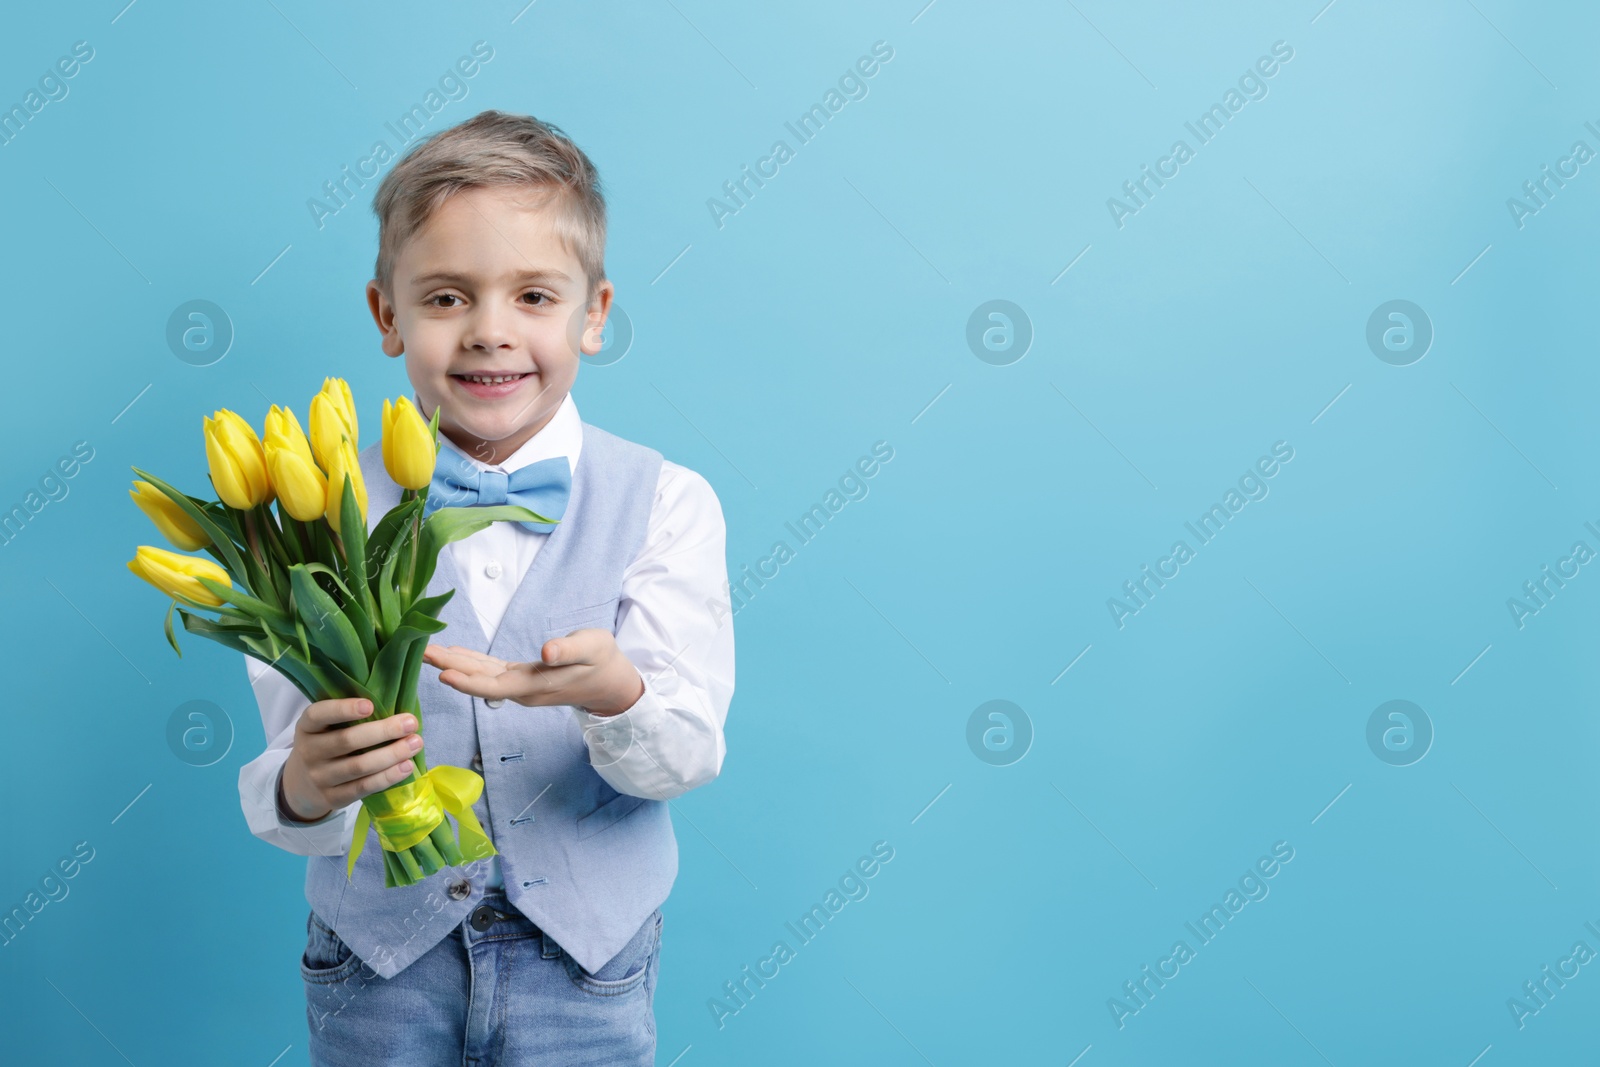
top-left (326, 713), bottom-right (417, 758)
top-left (321, 728), bottom-right (422, 787)
top-left (542, 629), bottom-right (600, 667)
top-left (332, 748), bottom-right (421, 803)
top-left (425, 645), bottom-right (507, 674)
top-left (436, 666), bottom-right (522, 700)
top-left (304, 698), bottom-right (372, 732)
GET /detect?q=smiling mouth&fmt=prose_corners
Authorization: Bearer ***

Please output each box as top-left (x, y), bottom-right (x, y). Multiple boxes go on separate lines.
top-left (452, 372), bottom-right (533, 385)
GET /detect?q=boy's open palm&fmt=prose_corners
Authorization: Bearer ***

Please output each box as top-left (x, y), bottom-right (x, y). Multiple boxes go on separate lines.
top-left (423, 629), bottom-right (645, 718)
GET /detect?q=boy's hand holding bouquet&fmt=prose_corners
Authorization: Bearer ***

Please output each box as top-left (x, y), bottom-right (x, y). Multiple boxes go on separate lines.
top-left (125, 378), bottom-right (554, 887)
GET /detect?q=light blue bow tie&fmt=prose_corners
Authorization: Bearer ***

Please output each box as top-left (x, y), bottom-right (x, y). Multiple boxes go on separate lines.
top-left (426, 447), bottom-right (571, 533)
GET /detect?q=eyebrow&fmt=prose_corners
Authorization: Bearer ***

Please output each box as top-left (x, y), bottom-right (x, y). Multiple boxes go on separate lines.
top-left (409, 268), bottom-right (573, 287)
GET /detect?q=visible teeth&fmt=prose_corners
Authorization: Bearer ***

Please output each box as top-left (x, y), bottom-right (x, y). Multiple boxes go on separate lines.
top-left (461, 374), bottom-right (523, 384)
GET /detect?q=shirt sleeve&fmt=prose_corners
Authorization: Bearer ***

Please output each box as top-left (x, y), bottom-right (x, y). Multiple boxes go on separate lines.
top-left (571, 460), bottom-right (735, 801)
top-left (237, 652), bottom-right (362, 856)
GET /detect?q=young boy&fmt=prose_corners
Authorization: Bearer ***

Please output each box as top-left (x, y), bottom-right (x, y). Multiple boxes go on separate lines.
top-left (236, 110), bottom-right (735, 1065)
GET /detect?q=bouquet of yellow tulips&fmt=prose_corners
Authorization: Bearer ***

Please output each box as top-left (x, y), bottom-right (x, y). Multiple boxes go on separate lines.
top-left (126, 378), bottom-right (553, 887)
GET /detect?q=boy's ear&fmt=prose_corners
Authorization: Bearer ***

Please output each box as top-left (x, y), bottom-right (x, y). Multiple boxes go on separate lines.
top-left (578, 279), bottom-right (615, 357)
top-left (366, 280), bottom-right (404, 357)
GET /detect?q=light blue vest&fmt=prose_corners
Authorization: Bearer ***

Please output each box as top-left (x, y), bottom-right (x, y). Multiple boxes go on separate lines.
top-left (301, 420), bottom-right (677, 979)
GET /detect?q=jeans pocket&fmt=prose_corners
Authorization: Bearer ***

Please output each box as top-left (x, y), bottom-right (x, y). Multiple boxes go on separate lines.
top-left (562, 909), bottom-right (661, 997)
top-left (301, 910), bottom-right (364, 985)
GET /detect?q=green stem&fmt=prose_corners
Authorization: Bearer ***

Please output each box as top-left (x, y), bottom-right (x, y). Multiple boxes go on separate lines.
top-left (413, 838), bottom-right (445, 876)
top-left (291, 517), bottom-right (316, 564)
top-left (395, 846), bottom-right (424, 883)
top-left (382, 847), bottom-right (402, 888)
top-left (403, 505), bottom-right (422, 601)
top-left (241, 507), bottom-right (266, 572)
top-left (430, 822), bottom-right (464, 866)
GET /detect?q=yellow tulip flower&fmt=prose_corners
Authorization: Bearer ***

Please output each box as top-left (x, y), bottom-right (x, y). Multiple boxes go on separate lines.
top-left (263, 405), bottom-right (327, 521)
top-left (265, 442), bottom-right (328, 522)
top-left (382, 396), bottom-right (436, 490)
top-left (264, 404), bottom-right (318, 468)
top-left (324, 434), bottom-right (368, 530)
top-left (310, 378), bottom-right (358, 469)
top-left (203, 409), bottom-right (273, 509)
top-left (126, 545), bottom-right (233, 607)
top-left (129, 480), bottom-right (211, 551)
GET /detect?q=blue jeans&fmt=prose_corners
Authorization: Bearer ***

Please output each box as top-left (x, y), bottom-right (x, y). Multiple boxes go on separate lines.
top-left (300, 888), bottom-right (661, 1066)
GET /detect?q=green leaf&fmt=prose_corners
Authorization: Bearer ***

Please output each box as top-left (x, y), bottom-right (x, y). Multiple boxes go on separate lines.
top-left (192, 576), bottom-right (294, 632)
top-left (178, 609), bottom-right (257, 658)
top-left (368, 497), bottom-right (422, 572)
top-left (311, 517), bottom-right (341, 570)
top-left (275, 512), bottom-right (306, 566)
top-left (299, 562), bottom-right (378, 667)
top-left (397, 635), bottom-right (430, 717)
top-left (247, 652), bottom-right (320, 704)
top-left (289, 565), bottom-right (367, 680)
top-left (163, 600), bottom-right (182, 658)
top-left (376, 543), bottom-right (403, 639)
top-left (337, 474), bottom-right (375, 623)
top-left (413, 505), bottom-right (555, 596)
top-left (302, 639), bottom-right (380, 705)
top-left (397, 610), bottom-right (448, 636)
top-left (259, 504), bottom-right (294, 574)
top-left (365, 625), bottom-right (436, 717)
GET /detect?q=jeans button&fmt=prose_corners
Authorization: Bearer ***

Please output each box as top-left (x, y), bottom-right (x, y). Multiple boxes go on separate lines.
top-left (470, 904), bottom-right (498, 932)
top-left (447, 878), bottom-right (472, 901)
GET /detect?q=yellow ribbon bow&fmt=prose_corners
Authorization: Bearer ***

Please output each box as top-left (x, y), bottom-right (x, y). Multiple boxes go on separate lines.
top-left (346, 764), bottom-right (498, 880)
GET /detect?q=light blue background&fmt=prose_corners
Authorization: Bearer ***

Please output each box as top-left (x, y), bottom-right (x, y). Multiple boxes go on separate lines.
top-left (2, 1), bottom-right (1597, 1063)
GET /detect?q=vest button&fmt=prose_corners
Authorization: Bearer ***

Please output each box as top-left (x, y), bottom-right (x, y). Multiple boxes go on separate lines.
top-left (484, 560), bottom-right (503, 579)
top-left (447, 878), bottom-right (471, 901)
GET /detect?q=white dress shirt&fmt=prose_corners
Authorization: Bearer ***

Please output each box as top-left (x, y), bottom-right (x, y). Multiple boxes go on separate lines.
top-left (236, 391), bottom-right (735, 864)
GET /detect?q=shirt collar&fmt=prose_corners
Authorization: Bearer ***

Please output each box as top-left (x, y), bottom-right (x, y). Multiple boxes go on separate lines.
top-left (436, 391), bottom-right (582, 474)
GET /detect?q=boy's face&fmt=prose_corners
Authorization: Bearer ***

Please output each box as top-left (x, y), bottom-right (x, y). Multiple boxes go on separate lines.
top-left (366, 185), bottom-right (612, 466)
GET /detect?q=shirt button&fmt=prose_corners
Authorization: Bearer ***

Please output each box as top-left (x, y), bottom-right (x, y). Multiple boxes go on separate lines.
top-left (485, 698), bottom-right (504, 709)
top-left (485, 560), bottom-right (503, 579)
top-left (471, 752), bottom-right (483, 771)
top-left (447, 878), bottom-right (472, 901)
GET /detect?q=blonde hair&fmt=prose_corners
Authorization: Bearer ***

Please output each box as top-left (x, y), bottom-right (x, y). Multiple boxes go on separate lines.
top-left (370, 109), bottom-right (607, 301)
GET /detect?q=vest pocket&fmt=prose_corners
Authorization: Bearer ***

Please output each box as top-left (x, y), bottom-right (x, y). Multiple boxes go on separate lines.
top-left (576, 791), bottom-right (647, 839)
top-left (545, 595), bottom-right (621, 635)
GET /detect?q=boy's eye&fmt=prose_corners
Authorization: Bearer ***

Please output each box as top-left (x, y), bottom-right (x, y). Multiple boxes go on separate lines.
top-left (426, 292), bottom-right (551, 308)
